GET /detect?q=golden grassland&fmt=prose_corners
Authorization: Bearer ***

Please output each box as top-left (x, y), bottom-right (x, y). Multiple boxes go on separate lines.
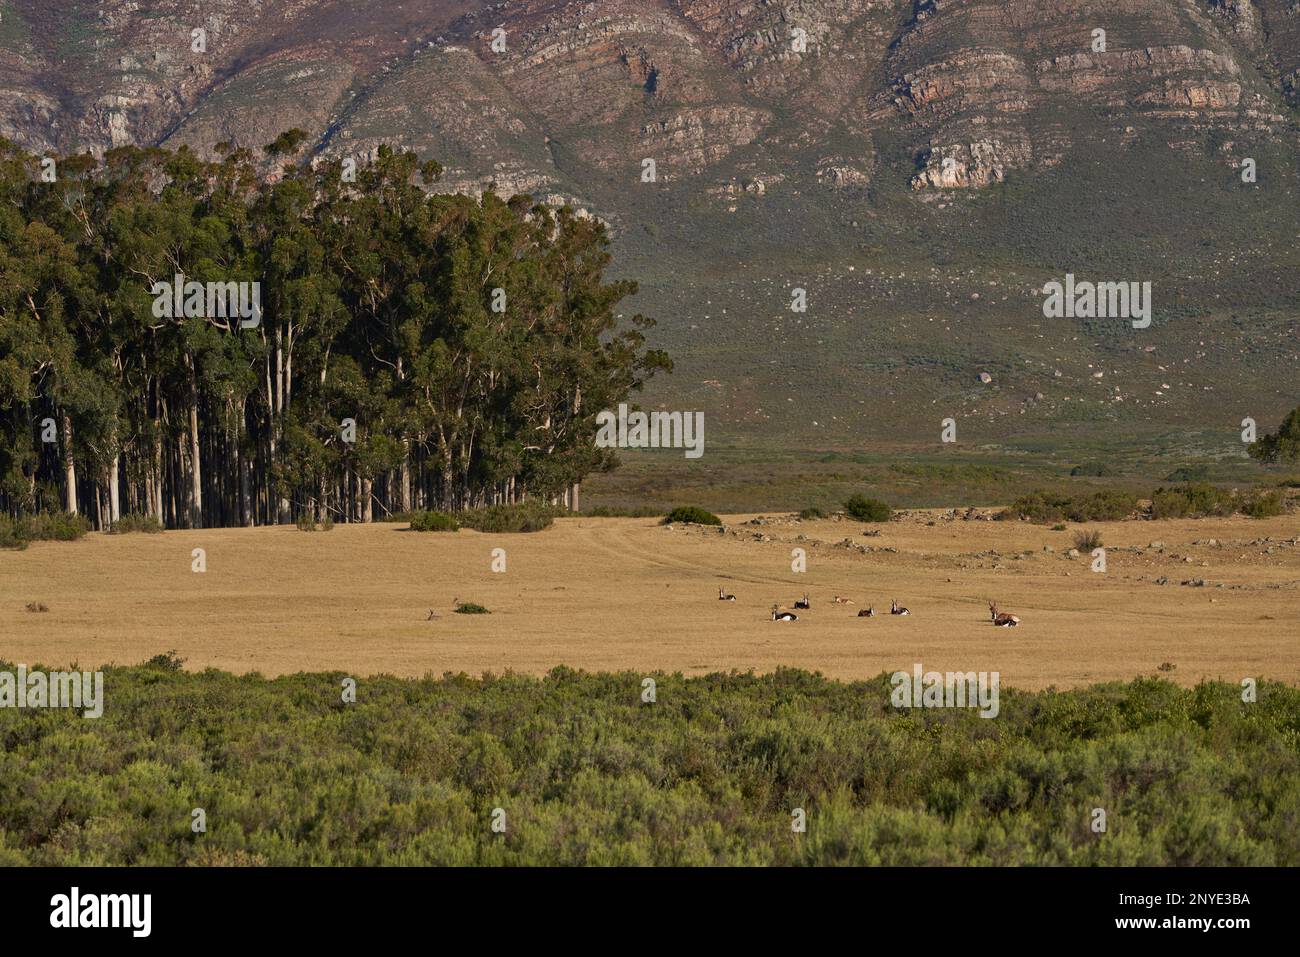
top-left (1, 512), bottom-right (1296, 689)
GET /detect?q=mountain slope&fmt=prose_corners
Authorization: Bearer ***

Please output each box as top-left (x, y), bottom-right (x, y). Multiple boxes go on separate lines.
top-left (1, 0), bottom-right (1297, 453)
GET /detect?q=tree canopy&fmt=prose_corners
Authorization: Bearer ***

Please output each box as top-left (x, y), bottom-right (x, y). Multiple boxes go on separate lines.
top-left (1250, 407), bottom-right (1300, 467)
top-left (0, 136), bottom-right (669, 527)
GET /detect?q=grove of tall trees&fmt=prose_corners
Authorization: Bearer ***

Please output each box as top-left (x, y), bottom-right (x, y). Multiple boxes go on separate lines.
top-left (0, 136), bottom-right (670, 528)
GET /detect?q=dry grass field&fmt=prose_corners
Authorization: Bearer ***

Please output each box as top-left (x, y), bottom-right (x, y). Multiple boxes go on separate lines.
top-left (1, 512), bottom-right (1296, 689)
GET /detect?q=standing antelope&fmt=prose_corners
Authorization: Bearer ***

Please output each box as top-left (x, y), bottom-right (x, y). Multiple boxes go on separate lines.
top-left (794, 592), bottom-right (811, 610)
top-left (719, 587), bottom-right (737, 601)
top-left (890, 599), bottom-right (910, 616)
top-left (858, 606), bottom-right (875, 618)
top-left (989, 602), bottom-right (1020, 627)
top-left (771, 604), bottom-right (799, 621)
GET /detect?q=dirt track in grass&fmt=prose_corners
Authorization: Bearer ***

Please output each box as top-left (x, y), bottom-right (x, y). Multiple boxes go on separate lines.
top-left (1, 512), bottom-right (1296, 688)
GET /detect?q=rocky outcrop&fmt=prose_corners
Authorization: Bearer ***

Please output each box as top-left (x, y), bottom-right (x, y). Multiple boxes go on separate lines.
top-left (0, 0), bottom-right (1295, 200)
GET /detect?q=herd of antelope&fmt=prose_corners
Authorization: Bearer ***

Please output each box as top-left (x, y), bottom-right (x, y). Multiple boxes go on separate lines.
top-left (717, 587), bottom-right (1020, 626)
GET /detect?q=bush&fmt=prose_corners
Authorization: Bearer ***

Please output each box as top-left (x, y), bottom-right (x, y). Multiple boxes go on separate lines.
top-left (108, 514), bottom-right (164, 534)
top-left (0, 663), bottom-right (1295, 865)
top-left (409, 510), bottom-right (460, 532)
top-left (1150, 483), bottom-right (1234, 520)
top-left (0, 511), bottom-right (91, 548)
top-left (1007, 490), bottom-right (1138, 524)
top-left (1073, 529), bottom-right (1103, 551)
top-left (1070, 462), bottom-right (1114, 477)
top-left (1165, 465), bottom-right (1210, 483)
top-left (144, 650), bottom-right (186, 672)
top-left (295, 514), bottom-right (335, 532)
top-left (1243, 492), bottom-right (1285, 519)
top-left (453, 601), bottom-right (490, 615)
top-left (843, 495), bottom-right (892, 523)
top-left (459, 503), bottom-right (559, 533)
top-left (799, 507), bottom-right (826, 520)
top-left (581, 505), bottom-right (662, 518)
top-left (663, 506), bottom-right (721, 526)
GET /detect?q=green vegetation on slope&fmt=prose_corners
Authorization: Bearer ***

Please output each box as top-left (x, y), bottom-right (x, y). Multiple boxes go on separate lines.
top-left (0, 661), bottom-right (1296, 865)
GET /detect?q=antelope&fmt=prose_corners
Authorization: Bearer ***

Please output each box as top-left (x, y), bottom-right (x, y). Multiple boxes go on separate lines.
top-left (426, 609), bottom-right (441, 621)
top-left (890, 599), bottom-right (910, 616)
top-left (832, 596), bottom-right (855, 605)
top-left (858, 606), bottom-right (875, 618)
top-left (989, 602), bottom-right (1020, 627)
top-left (771, 604), bottom-right (799, 621)
top-left (794, 592), bottom-right (811, 610)
top-left (718, 587), bottom-right (737, 601)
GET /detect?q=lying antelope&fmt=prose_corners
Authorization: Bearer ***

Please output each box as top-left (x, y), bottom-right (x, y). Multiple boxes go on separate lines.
top-left (771, 604), bottom-right (799, 622)
top-left (794, 592), bottom-right (811, 610)
top-left (989, 602), bottom-right (1020, 627)
top-left (857, 606), bottom-right (876, 618)
top-left (890, 599), bottom-right (910, 616)
top-left (718, 587), bottom-right (737, 602)
top-left (832, 596), bottom-right (855, 605)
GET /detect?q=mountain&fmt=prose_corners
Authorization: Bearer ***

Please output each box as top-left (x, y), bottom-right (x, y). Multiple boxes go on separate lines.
top-left (3, 0), bottom-right (1299, 456)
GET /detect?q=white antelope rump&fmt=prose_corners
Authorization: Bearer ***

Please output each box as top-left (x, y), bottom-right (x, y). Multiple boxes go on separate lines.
top-left (989, 602), bottom-right (1020, 627)
top-left (890, 599), bottom-right (910, 616)
top-left (857, 606), bottom-right (875, 618)
top-left (771, 604), bottom-right (799, 621)
top-left (718, 587), bottom-right (737, 601)
top-left (794, 592), bottom-right (811, 610)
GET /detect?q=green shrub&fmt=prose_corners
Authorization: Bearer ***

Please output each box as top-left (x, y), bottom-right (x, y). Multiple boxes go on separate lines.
top-left (1165, 465), bottom-right (1210, 483)
top-left (453, 601), bottom-right (490, 615)
top-left (409, 510), bottom-right (460, 532)
top-left (0, 517), bottom-right (26, 550)
top-left (663, 506), bottom-right (721, 526)
top-left (581, 505), bottom-right (662, 518)
top-left (144, 650), bottom-right (186, 672)
top-left (459, 503), bottom-right (559, 533)
top-left (0, 662), bottom-right (1295, 865)
top-left (0, 511), bottom-right (91, 548)
top-left (799, 507), bottom-right (826, 520)
top-left (108, 514), bottom-right (164, 534)
top-left (1150, 483), bottom-right (1234, 519)
top-left (1007, 490), bottom-right (1137, 524)
top-left (844, 495), bottom-right (891, 523)
top-left (1070, 462), bottom-right (1114, 477)
top-left (1242, 491), bottom-right (1285, 519)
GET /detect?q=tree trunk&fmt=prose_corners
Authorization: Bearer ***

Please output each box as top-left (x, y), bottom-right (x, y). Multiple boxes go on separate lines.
top-left (187, 362), bottom-right (203, 528)
top-left (400, 438), bottom-right (412, 512)
top-left (109, 454), bottom-right (121, 524)
top-left (61, 414), bottom-right (77, 515)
